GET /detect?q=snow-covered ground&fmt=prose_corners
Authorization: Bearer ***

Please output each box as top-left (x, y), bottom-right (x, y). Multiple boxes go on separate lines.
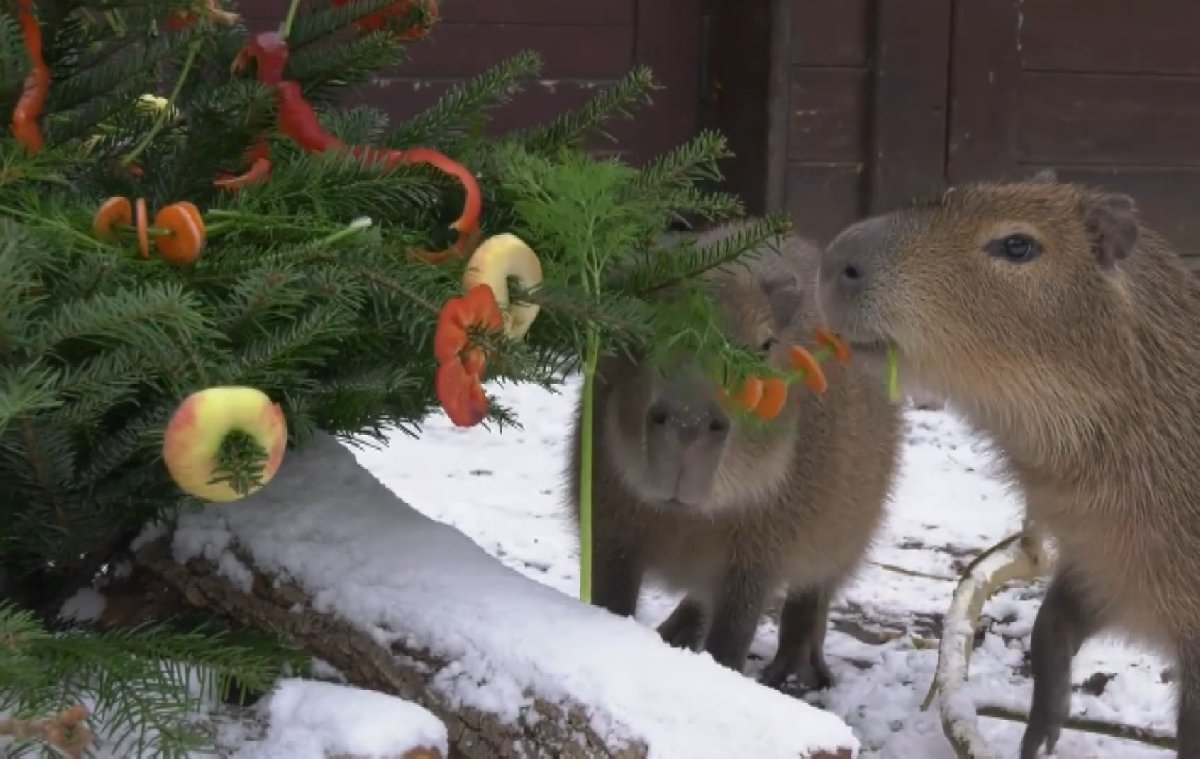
top-left (347, 377), bottom-right (1177, 759)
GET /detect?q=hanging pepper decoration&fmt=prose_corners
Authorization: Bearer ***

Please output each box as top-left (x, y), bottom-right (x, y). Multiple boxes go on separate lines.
top-left (12, 0), bottom-right (49, 154)
top-left (227, 30), bottom-right (481, 261)
top-left (330, 0), bottom-right (440, 41)
top-left (433, 284), bottom-right (503, 427)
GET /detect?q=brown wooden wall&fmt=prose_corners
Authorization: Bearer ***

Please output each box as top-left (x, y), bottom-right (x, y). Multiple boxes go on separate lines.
top-left (780, 0), bottom-right (1200, 258)
top-left (950, 0), bottom-right (1200, 259)
top-left (246, 0), bottom-right (704, 168)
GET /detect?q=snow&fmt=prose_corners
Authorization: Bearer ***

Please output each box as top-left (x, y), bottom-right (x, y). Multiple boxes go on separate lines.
top-left (345, 377), bottom-right (1178, 759)
top-left (58, 587), bottom-right (106, 623)
top-left (163, 373), bottom-right (1178, 757)
top-left (231, 679), bottom-right (447, 759)
top-left (172, 402), bottom-right (860, 757)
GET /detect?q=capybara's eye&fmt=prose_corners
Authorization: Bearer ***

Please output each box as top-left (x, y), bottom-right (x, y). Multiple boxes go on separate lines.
top-left (985, 233), bottom-right (1042, 263)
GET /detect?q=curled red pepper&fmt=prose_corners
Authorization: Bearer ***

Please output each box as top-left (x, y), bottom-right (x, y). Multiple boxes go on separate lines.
top-left (215, 156), bottom-right (271, 191)
top-left (12, 0), bottom-right (48, 154)
top-left (228, 30), bottom-right (481, 258)
top-left (231, 30), bottom-right (289, 85)
top-left (330, 0), bottom-right (440, 40)
top-left (433, 284), bottom-right (502, 427)
top-left (276, 81), bottom-right (343, 152)
top-left (351, 145), bottom-right (482, 262)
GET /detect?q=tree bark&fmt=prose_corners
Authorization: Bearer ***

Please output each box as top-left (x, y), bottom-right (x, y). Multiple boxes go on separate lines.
top-left (137, 538), bottom-right (646, 759)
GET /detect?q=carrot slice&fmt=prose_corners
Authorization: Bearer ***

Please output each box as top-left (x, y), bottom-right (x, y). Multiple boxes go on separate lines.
top-left (813, 327), bottom-right (851, 365)
top-left (753, 377), bottom-right (788, 420)
top-left (154, 201), bottom-right (206, 265)
top-left (735, 376), bottom-right (765, 411)
top-left (93, 196), bottom-right (131, 241)
top-left (789, 345), bottom-right (828, 394)
top-left (134, 198), bottom-right (149, 259)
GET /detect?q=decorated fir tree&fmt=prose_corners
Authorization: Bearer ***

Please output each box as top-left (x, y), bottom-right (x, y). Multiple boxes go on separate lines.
top-left (0, 0), bottom-right (793, 755)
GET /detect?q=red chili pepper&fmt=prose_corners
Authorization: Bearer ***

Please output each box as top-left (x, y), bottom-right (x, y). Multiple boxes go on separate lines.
top-left (276, 81), bottom-right (343, 152)
top-left (231, 30), bottom-right (289, 85)
top-left (11, 0), bottom-right (49, 154)
top-left (433, 284), bottom-right (502, 427)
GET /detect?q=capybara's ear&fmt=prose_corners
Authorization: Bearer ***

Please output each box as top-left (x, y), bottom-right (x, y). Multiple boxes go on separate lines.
top-left (1028, 168), bottom-right (1058, 184)
top-left (1082, 192), bottom-right (1139, 268)
top-left (760, 269), bottom-right (805, 328)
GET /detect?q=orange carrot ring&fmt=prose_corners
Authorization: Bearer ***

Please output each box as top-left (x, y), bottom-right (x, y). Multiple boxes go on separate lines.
top-left (93, 196), bottom-right (132, 241)
top-left (736, 376), bottom-right (765, 411)
top-left (134, 198), bottom-right (149, 259)
top-left (789, 345), bottom-right (828, 394)
top-left (153, 201), bottom-right (206, 265)
top-left (753, 377), bottom-right (788, 420)
top-left (813, 327), bottom-right (851, 365)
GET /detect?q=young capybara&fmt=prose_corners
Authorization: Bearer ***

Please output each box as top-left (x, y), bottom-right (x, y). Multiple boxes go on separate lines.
top-left (565, 223), bottom-right (901, 691)
top-left (816, 172), bottom-right (1200, 757)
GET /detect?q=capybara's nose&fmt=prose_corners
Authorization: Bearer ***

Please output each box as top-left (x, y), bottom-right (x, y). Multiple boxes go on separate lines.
top-left (646, 399), bottom-right (730, 445)
top-left (821, 216), bottom-right (889, 299)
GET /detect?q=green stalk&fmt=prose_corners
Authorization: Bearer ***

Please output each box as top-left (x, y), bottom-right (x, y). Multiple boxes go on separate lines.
top-left (122, 40), bottom-right (200, 166)
top-left (279, 0), bottom-right (304, 38)
top-left (577, 327), bottom-right (600, 602)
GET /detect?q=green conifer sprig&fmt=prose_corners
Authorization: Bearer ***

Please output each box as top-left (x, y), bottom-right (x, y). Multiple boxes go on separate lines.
top-left (514, 67), bottom-right (659, 155)
top-left (385, 50), bottom-right (542, 150)
top-left (0, 602), bottom-right (300, 758)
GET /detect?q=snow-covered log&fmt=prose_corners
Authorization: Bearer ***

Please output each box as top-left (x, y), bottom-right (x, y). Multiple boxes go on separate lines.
top-left (139, 433), bottom-right (858, 759)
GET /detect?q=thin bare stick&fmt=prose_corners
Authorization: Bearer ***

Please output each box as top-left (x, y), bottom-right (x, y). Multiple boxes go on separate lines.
top-left (977, 704), bottom-right (1175, 751)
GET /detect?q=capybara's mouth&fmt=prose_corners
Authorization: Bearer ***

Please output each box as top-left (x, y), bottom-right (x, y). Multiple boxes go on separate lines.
top-left (845, 338), bottom-right (891, 356)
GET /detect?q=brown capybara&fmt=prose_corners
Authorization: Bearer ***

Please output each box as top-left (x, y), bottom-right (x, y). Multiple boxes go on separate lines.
top-left (816, 172), bottom-right (1200, 757)
top-left (565, 223), bottom-right (902, 692)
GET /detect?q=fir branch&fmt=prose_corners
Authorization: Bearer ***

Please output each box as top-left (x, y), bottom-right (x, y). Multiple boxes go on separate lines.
top-left (385, 51), bottom-right (542, 149)
top-left (514, 67), bottom-right (659, 154)
top-left (286, 30), bottom-right (408, 99)
top-left (617, 213), bottom-right (792, 295)
top-left (634, 130), bottom-right (734, 194)
top-left (0, 603), bottom-right (298, 759)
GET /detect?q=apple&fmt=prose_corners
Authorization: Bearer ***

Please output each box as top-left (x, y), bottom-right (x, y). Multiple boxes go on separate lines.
top-left (162, 386), bottom-right (288, 503)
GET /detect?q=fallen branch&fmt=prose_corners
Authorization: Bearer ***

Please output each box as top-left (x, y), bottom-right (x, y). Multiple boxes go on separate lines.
top-left (0, 704), bottom-right (93, 759)
top-left (921, 519), bottom-right (1054, 759)
top-left (976, 704), bottom-right (1175, 752)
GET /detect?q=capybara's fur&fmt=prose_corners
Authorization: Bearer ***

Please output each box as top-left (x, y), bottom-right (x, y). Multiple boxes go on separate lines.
top-left (565, 223), bottom-right (901, 691)
top-left (817, 172), bottom-right (1200, 757)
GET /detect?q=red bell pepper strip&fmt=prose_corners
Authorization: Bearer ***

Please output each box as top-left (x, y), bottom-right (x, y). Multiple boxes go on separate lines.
top-left (433, 284), bottom-right (502, 427)
top-left (231, 31), bottom-right (289, 85)
top-left (12, 0), bottom-right (49, 154)
top-left (276, 81), bottom-right (343, 152)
